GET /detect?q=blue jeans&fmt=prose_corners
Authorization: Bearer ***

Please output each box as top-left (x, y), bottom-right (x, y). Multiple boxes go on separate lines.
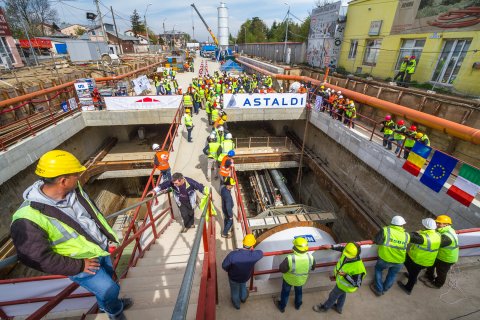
top-left (279, 279), bottom-right (303, 309)
top-left (323, 285), bottom-right (346, 311)
top-left (223, 215), bottom-right (233, 236)
top-left (374, 257), bottom-right (402, 293)
top-left (383, 134), bottom-right (393, 149)
top-left (394, 139), bottom-right (404, 153)
top-left (69, 256), bottom-right (123, 317)
top-left (229, 279), bottom-right (248, 309)
top-left (155, 86), bottom-right (161, 95)
top-left (193, 101), bottom-right (200, 114)
top-left (161, 168), bottom-right (172, 182)
top-left (187, 127), bottom-right (193, 142)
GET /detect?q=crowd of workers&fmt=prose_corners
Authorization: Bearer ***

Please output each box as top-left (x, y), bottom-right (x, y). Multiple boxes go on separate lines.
top-left (381, 115), bottom-right (430, 158)
top-left (393, 55), bottom-right (417, 88)
top-left (8, 64), bottom-right (456, 320)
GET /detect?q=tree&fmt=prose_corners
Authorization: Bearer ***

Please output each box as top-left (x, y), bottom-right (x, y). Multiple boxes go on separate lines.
top-left (74, 27), bottom-right (86, 36)
top-left (228, 33), bottom-right (235, 45)
top-left (4, 0), bottom-right (58, 37)
top-left (236, 17), bottom-right (268, 44)
top-left (130, 9), bottom-right (145, 36)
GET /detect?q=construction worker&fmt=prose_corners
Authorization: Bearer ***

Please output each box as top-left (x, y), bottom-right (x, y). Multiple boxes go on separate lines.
top-left (393, 120), bottom-right (407, 154)
top-left (164, 78), bottom-right (172, 95)
top-left (313, 242), bottom-right (366, 314)
top-left (371, 215), bottom-right (410, 296)
top-left (193, 89), bottom-right (201, 114)
top-left (238, 86), bottom-right (246, 93)
top-left (151, 173), bottom-right (207, 232)
top-left (172, 78), bottom-right (179, 94)
top-left (183, 93), bottom-right (193, 115)
top-left (298, 84), bottom-right (307, 94)
top-left (344, 98), bottom-right (356, 129)
top-left (403, 55), bottom-right (417, 87)
top-left (91, 88), bottom-right (103, 110)
top-left (381, 115), bottom-right (395, 150)
top-left (203, 134), bottom-right (220, 182)
top-left (218, 132), bottom-right (235, 162)
top-left (170, 68), bottom-right (176, 80)
top-left (152, 144), bottom-right (171, 182)
top-left (420, 215), bottom-right (458, 289)
top-left (211, 104), bottom-right (220, 124)
top-left (265, 75), bottom-right (273, 88)
top-left (274, 237), bottom-right (315, 313)
top-left (416, 132), bottom-right (430, 146)
top-left (394, 56), bottom-right (409, 85)
top-left (221, 177), bottom-right (236, 238)
top-left (198, 86), bottom-right (206, 109)
top-left (154, 76), bottom-right (162, 95)
top-left (403, 125), bottom-right (417, 159)
top-left (184, 109), bottom-right (194, 143)
top-left (177, 86), bottom-right (183, 95)
top-left (397, 218), bottom-right (441, 295)
top-left (205, 98), bottom-right (213, 125)
top-left (10, 150), bottom-right (133, 320)
top-left (215, 126), bottom-right (225, 144)
top-left (222, 234), bottom-right (263, 310)
top-left (219, 150), bottom-right (235, 183)
top-left (162, 67), bottom-right (168, 78)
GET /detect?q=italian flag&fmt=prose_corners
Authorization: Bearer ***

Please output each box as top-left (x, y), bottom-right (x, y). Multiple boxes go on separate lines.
top-left (447, 164), bottom-right (480, 207)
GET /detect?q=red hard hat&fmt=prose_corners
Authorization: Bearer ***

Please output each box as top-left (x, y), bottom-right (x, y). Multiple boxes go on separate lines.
top-left (398, 120), bottom-right (405, 125)
top-left (410, 125), bottom-right (417, 131)
top-left (385, 115), bottom-right (392, 120)
top-left (410, 55), bottom-right (416, 59)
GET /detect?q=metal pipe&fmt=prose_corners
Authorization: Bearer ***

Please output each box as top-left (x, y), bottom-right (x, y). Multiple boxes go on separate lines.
top-left (171, 190), bottom-right (211, 320)
top-left (234, 58), bottom-right (480, 145)
top-left (269, 169), bottom-right (295, 205)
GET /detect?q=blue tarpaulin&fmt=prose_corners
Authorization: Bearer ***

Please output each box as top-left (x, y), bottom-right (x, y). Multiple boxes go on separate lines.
top-left (220, 60), bottom-right (243, 72)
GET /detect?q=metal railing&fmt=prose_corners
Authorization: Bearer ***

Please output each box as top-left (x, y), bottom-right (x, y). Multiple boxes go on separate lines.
top-left (232, 167), bottom-right (251, 237)
top-left (234, 136), bottom-right (294, 150)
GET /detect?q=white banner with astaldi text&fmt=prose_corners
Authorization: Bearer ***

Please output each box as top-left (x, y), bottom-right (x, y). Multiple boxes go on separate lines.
top-left (224, 93), bottom-right (307, 109)
top-left (104, 95), bottom-right (182, 111)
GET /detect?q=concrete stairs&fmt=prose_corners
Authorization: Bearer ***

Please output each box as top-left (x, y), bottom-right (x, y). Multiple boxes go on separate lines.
top-left (85, 221), bottom-right (202, 320)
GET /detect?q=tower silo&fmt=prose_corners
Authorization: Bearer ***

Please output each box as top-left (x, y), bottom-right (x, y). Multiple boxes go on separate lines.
top-left (217, 2), bottom-right (229, 49)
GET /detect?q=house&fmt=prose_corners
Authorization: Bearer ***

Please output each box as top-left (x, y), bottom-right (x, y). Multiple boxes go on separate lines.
top-left (124, 30), bottom-right (149, 45)
top-left (159, 30), bottom-right (188, 48)
top-left (105, 31), bottom-right (140, 54)
top-left (85, 23), bottom-right (116, 42)
top-left (60, 24), bottom-right (87, 37)
top-left (0, 8), bottom-right (23, 68)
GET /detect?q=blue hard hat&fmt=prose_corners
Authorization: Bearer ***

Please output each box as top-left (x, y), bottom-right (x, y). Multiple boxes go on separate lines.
top-left (228, 150), bottom-right (235, 157)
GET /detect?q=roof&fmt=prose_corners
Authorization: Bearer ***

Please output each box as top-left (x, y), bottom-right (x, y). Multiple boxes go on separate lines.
top-left (78, 33), bottom-right (90, 40)
top-left (60, 23), bottom-right (87, 30)
top-left (106, 31), bottom-right (139, 41)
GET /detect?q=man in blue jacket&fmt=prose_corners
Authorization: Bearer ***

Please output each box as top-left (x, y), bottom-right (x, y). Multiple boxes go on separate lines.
top-left (222, 234), bottom-right (263, 310)
top-left (221, 177), bottom-right (235, 238)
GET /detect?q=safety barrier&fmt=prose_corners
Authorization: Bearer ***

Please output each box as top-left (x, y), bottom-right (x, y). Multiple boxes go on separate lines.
top-left (232, 167), bottom-right (251, 236)
top-left (0, 101), bottom-right (184, 319)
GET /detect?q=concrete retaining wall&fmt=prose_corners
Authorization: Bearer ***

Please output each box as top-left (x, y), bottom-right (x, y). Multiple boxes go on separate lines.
top-left (237, 42), bottom-right (306, 65)
top-left (300, 110), bottom-right (480, 230)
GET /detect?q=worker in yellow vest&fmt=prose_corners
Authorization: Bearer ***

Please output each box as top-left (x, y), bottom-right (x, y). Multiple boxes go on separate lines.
top-left (398, 218), bottom-right (442, 295)
top-left (218, 133), bottom-right (235, 163)
top-left (183, 93), bottom-right (193, 115)
top-left (419, 215), bottom-right (459, 289)
top-left (403, 125), bottom-right (417, 159)
top-left (203, 134), bottom-right (220, 182)
top-left (371, 215), bottom-right (410, 296)
top-left (394, 55), bottom-right (409, 85)
top-left (184, 109), bottom-right (194, 143)
top-left (381, 115), bottom-right (395, 150)
top-left (274, 237), bottom-right (315, 313)
top-left (403, 55), bottom-right (417, 87)
top-left (313, 242), bottom-right (366, 314)
top-left (10, 150), bottom-right (133, 320)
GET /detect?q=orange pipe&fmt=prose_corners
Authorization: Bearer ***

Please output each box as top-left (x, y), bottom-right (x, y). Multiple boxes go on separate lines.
top-left (0, 61), bottom-right (163, 109)
top-left (236, 58), bottom-right (480, 144)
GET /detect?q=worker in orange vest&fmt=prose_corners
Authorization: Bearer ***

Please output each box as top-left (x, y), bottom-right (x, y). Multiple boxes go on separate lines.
top-left (219, 150), bottom-right (235, 184)
top-left (152, 143), bottom-right (171, 183)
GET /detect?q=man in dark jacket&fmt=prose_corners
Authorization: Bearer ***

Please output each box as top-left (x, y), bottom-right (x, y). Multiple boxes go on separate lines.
top-left (151, 172), bottom-right (207, 232)
top-left (221, 177), bottom-right (235, 238)
top-left (11, 150), bottom-right (132, 320)
top-left (222, 234), bottom-right (263, 310)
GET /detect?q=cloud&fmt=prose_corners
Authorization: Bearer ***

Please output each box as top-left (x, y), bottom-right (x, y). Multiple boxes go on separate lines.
top-left (56, 0), bottom-right (347, 41)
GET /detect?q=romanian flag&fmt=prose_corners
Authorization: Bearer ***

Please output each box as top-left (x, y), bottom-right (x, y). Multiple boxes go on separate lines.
top-left (402, 142), bottom-right (432, 176)
top-left (447, 164), bottom-right (480, 207)
top-left (420, 151), bottom-right (458, 193)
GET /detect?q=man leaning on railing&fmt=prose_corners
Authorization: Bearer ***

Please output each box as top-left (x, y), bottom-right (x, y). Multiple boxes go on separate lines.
top-left (10, 150), bottom-right (133, 320)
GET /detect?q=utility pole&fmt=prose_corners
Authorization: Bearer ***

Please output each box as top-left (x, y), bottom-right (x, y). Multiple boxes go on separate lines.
top-left (21, 20), bottom-right (38, 66)
top-left (110, 6), bottom-right (123, 54)
top-left (144, 4), bottom-right (152, 52)
top-left (283, 6), bottom-right (290, 63)
top-left (94, 0), bottom-right (108, 45)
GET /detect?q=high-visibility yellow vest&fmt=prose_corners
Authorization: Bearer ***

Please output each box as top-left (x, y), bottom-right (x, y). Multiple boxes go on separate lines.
top-left (399, 61), bottom-right (408, 72)
top-left (183, 95), bottom-right (193, 106)
top-left (211, 109), bottom-right (220, 122)
top-left (437, 226), bottom-right (459, 264)
top-left (218, 139), bottom-right (235, 162)
top-left (335, 255), bottom-right (366, 293)
top-left (394, 125), bottom-right (407, 141)
top-left (282, 251), bottom-right (313, 287)
top-left (384, 120), bottom-right (395, 135)
top-left (408, 230), bottom-right (441, 267)
top-left (184, 114), bottom-right (193, 127)
top-left (404, 130), bottom-right (417, 147)
top-left (12, 186), bottom-right (118, 260)
top-left (406, 60), bottom-right (416, 74)
top-left (378, 225), bottom-right (410, 264)
top-left (208, 142), bottom-right (220, 159)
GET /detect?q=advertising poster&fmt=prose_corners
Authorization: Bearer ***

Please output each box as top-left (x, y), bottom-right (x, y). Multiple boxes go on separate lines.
top-left (223, 93), bottom-right (307, 109)
top-left (104, 95), bottom-right (182, 110)
top-left (132, 75), bottom-right (151, 95)
top-left (74, 82), bottom-right (94, 110)
top-left (391, 0), bottom-right (480, 34)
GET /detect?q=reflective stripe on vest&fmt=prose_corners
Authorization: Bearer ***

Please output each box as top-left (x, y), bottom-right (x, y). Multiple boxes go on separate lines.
top-left (437, 227), bottom-right (459, 263)
top-left (47, 217), bottom-right (79, 246)
top-left (283, 252), bottom-right (313, 286)
top-left (185, 115), bottom-right (193, 127)
top-left (408, 230), bottom-right (441, 267)
top-left (334, 255), bottom-right (367, 293)
top-left (378, 226), bottom-right (409, 264)
top-left (290, 253), bottom-right (312, 276)
top-left (208, 142), bottom-right (220, 159)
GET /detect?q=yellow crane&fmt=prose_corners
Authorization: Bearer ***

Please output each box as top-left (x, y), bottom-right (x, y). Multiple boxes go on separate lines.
top-left (190, 3), bottom-right (219, 46)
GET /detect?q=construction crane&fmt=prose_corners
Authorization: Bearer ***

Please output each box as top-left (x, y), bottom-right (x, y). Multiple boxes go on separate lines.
top-left (191, 3), bottom-right (219, 46)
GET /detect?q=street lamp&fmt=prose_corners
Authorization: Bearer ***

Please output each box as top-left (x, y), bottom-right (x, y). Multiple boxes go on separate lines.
top-left (284, 2), bottom-right (290, 63)
top-left (144, 3), bottom-right (152, 50)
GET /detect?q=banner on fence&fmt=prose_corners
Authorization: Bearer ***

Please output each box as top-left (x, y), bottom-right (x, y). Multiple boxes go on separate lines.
top-left (74, 82), bottom-right (94, 110)
top-left (104, 95), bottom-right (182, 111)
top-left (132, 75), bottom-right (151, 95)
top-left (223, 93), bottom-right (307, 109)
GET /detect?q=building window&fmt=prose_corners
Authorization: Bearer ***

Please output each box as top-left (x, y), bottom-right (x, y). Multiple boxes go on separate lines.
top-left (348, 40), bottom-right (358, 59)
top-left (431, 39), bottom-right (472, 85)
top-left (394, 39), bottom-right (425, 70)
top-left (0, 37), bottom-right (15, 66)
top-left (362, 39), bottom-right (382, 66)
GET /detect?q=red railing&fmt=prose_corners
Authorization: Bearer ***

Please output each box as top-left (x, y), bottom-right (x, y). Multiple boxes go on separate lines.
top-left (248, 228), bottom-right (480, 291)
top-left (232, 167), bottom-right (250, 236)
top-left (0, 101), bottom-right (184, 319)
top-left (196, 193), bottom-right (219, 320)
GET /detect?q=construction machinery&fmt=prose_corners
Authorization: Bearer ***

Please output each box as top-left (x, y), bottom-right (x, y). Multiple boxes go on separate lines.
top-left (191, 3), bottom-right (219, 47)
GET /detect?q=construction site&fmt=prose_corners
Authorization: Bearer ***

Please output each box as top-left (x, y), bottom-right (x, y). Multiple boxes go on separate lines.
top-left (0, 1), bottom-right (480, 320)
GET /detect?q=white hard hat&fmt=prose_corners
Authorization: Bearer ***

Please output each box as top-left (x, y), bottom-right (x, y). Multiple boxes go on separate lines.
top-left (152, 143), bottom-right (160, 151)
top-left (240, 86), bottom-right (244, 88)
top-left (225, 133), bottom-right (232, 139)
top-left (338, 91), bottom-right (342, 94)
top-left (339, 95), bottom-right (343, 98)
top-left (178, 86), bottom-right (182, 90)
top-left (218, 126), bottom-right (224, 131)
top-left (422, 218), bottom-right (437, 230)
top-left (391, 215), bottom-right (406, 226)
top-left (331, 89), bottom-right (336, 93)
top-left (209, 134), bottom-right (216, 139)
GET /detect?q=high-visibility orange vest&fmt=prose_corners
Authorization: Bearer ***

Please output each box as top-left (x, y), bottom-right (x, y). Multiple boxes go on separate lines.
top-left (155, 151), bottom-right (170, 170)
top-left (219, 156), bottom-right (233, 177)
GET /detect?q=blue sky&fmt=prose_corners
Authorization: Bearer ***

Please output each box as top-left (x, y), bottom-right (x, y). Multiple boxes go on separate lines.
top-left (55, 0), bottom-right (348, 41)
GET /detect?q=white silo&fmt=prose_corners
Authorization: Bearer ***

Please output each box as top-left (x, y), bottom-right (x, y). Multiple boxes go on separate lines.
top-left (217, 2), bottom-right (229, 48)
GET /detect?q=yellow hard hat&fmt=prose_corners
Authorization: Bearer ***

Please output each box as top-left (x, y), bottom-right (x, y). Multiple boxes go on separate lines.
top-left (221, 114), bottom-right (228, 121)
top-left (35, 150), bottom-right (86, 178)
top-left (226, 177), bottom-right (236, 186)
top-left (185, 108), bottom-right (191, 113)
top-left (343, 242), bottom-right (358, 259)
top-left (243, 234), bottom-right (256, 247)
top-left (320, 86), bottom-right (325, 89)
top-left (415, 132), bottom-right (424, 139)
top-left (293, 237), bottom-right (309, 252)
top-left (435, 215), bottom-right (452, 225)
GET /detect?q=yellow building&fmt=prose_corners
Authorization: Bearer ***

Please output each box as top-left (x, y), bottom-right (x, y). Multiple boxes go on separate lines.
top-left (338, 0), bottom-right (480, 96)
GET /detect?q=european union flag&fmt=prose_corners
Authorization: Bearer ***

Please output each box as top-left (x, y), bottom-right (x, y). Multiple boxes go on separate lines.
top-left (411, 142), bottom-right (432, 159)
top-left (420, 151), bottom-right (458, 193)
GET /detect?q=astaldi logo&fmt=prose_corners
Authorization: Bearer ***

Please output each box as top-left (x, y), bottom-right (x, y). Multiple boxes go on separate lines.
top-left (242, 97), bottom-right (304, 107)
